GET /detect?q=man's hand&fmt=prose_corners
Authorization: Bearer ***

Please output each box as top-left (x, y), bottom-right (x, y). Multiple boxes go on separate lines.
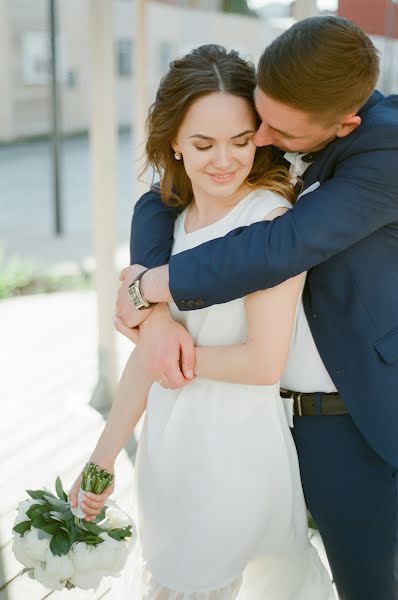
top-left (115, 264), bottom-right (152, 329)
top-left (139, 304), bottom-right (195, 389)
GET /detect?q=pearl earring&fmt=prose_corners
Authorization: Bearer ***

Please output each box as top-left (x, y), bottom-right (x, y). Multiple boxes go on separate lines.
top-left (174, 152), bottom-right (182, 160)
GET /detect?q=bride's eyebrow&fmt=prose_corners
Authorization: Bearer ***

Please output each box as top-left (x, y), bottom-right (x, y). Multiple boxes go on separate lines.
top-left (189, 130), bottom-right (254, 141)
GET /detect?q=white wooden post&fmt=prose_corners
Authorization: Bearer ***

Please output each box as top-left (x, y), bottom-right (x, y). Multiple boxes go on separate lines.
top-left (134, 0), bottom-right (148, 202)
top-left (89, 0), bottom-right (118, 410)
top-left (0, 0), bottom-right (14, 141)
top-left (292, 0), bottom-right (318, 21)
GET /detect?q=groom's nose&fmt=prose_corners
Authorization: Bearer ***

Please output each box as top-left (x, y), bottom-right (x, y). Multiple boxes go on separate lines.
top-left (253, 123), bottom-right (274, 147)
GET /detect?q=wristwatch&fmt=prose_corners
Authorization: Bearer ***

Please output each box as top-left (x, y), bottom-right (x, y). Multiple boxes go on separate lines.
top-left (128, 268), bottom-right (156, 310)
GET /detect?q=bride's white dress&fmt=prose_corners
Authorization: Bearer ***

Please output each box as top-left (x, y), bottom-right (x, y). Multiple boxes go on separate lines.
top-left (113, 190), bottom-right (334, 599)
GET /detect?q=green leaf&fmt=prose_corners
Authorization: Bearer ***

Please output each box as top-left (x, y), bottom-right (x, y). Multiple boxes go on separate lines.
top-left (32, 516), bottom-right (55, 529)
top-left (69, 527), bottom-right (78, 545)
top-left (42, 511), bottom-right (58, 521)
top-left (107, 526), bottom-right (132, 541)
top-left (42, 523), bottom-right (61, 535)
top-left (49, 509), bottom-right (74, 522)
top-left (59, 526), bottom-right (70, 534)
top-left (43, 495), bottom-right (69, 511)
top-left (80, 535), bottom-right (104, 545)
top-left (81, 521), bottom-right (103, 535)
top-left (13, 520), bottom-right (32, 535)
top-left (50, 533), bottom-right (70, 557)
top-left (75, 520), bottom-right (90, 533)
top-left (26, 505), bottom-right (47, 520)
top-left (26, 490), bottom-right (48, 501)
top-left (55, 476), bottom-right (68, 502)
top-left (94, 507), bottom-right (107, 523)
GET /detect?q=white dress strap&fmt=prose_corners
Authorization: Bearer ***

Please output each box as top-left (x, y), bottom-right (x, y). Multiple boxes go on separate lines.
top-left (231, 189), bottom-right (292, 230)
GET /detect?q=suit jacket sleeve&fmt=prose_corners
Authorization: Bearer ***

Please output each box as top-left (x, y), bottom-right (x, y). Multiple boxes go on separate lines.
top-left (130, 190), bottom-right (179, 267)
top-left (168, 123), bottom-right (398, 310)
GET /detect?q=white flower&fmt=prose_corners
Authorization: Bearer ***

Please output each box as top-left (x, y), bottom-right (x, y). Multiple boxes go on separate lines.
top-left (69, 569), bottom-right (103, 590)
top-left (33, 563), bottom-right (66, 591)
top-left (69, 541), bottom-right (99, 571)
top-left (103, 506), bottom-right (131, 530)
top-left (23, 527), bottom-right (51, 561)
top-left (17, 498), bottom-right (36, 518)
top-left (13, 498), bottom-right (37, 525)
top-left (12, 534), bottom-right (40, 569)
top-left (44, 548), bottom-right (74, 579)
top-left (95, 535), bottom-right (130, 574)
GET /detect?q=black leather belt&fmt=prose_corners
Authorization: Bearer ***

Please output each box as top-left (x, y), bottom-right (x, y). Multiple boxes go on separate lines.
top-left (280, 388), bottom-right (349, 416)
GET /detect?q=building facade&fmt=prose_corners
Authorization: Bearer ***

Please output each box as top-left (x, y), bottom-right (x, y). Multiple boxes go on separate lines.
top-left (0, 0), bottom-right (276, 142)
top-left (338, 0), bottom-right (398, 38)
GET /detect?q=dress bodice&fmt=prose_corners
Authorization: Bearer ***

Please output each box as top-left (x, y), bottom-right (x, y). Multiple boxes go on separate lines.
top-left (169, 189), bottom-right (292, 348)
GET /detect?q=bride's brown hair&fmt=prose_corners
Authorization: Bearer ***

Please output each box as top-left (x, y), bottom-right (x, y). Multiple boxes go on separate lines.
top-left (142, 44), bottom-right (295, 209)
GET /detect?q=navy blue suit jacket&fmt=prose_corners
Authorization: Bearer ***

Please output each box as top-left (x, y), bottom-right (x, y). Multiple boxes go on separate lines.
top-left (131, 91), bottom-right (398, 469)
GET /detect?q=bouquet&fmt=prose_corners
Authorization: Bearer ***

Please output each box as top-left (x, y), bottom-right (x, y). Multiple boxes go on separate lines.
top-left (12, 464), bottom-right (135, 591)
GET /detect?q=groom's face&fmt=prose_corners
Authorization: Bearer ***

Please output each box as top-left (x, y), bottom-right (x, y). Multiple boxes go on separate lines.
top-left (253, 88), bottom-right (341, 154)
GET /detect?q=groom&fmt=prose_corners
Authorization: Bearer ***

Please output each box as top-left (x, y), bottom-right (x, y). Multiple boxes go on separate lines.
top-left (115, 16), bottom-right (398, 600)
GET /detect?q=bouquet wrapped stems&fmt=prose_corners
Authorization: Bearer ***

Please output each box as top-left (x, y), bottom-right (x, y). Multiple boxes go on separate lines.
top-left (71, 461), bottom-right (114, 519)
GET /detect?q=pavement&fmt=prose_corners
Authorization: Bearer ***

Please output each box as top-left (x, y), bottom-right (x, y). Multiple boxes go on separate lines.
top-left (0, 132), bottom-right (136, 275)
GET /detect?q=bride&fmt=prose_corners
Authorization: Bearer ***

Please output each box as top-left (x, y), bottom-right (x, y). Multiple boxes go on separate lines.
top-left (70, 45), bottom-right (334, 599)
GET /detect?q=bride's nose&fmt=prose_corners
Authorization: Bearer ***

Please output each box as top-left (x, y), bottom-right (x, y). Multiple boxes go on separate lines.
top-left (212, 145), bottom-right (233, 170)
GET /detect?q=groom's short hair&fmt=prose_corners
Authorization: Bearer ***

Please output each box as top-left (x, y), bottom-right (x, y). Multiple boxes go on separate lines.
top-left (257, 16), bottom-right (379, 123)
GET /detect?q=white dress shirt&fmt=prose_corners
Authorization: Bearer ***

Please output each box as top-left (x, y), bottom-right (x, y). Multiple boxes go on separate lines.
top-left (280, 152), bottom-right (337, 393)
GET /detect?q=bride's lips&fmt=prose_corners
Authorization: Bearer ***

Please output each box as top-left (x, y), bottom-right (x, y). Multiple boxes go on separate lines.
top-left (207, 171), bottom-right (237, 184)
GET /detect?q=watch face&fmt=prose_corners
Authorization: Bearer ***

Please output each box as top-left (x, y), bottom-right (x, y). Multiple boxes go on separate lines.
top-left (128, 281), bottom-right (145, 310)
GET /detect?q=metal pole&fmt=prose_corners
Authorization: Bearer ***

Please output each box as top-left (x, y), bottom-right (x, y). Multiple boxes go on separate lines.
top-left (49, 0), bottom-right (63, 236)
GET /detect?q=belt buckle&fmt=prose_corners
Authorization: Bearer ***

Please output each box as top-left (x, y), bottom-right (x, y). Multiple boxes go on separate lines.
top-left (294, 392), bottom-right (303, 417)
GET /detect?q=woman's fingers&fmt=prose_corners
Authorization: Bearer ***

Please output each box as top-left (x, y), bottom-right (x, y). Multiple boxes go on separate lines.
top-left (68, 475), bottom-right (82, 508)
top-left (113, 316), bottom-right (140, 344)
top-left (80, 487), bottom-right (114, 520)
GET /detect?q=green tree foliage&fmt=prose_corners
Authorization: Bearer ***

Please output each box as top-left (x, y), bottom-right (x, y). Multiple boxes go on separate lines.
top-left (222, 0), bottom-right (256, 16)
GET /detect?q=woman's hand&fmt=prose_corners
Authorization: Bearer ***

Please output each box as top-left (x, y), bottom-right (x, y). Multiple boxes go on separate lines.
top-left (68, 466), bottom-right (115, 522)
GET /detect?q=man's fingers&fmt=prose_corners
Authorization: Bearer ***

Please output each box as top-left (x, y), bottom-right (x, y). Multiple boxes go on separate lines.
top-left (119, 267), bottom-right (129, 281)
top-left (159, 373), bottom-right (172, 389)
top-left (164, 358), bottom-right (186, 389)
top-left (180, 335), bottom-right (195, 380)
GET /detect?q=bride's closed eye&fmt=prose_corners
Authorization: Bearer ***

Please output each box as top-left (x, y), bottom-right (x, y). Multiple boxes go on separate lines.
top-left (194, 139), bottom-right (251, 152)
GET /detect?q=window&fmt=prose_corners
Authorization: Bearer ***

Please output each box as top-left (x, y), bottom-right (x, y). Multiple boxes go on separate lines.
top-left (116, 39), bottom-right (133, 77)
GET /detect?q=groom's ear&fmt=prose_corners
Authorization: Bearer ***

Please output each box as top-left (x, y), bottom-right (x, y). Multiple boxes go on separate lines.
top-left (335, 114), bottom-right (362, 139)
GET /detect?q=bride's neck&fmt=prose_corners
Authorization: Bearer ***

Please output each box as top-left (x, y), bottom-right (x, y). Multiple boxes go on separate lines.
top-left (188, 184), bottom-right (252, 229)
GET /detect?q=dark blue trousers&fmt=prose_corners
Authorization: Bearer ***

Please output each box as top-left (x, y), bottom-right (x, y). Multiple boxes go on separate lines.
top-left (292, 415), bottom-right (398, 600)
